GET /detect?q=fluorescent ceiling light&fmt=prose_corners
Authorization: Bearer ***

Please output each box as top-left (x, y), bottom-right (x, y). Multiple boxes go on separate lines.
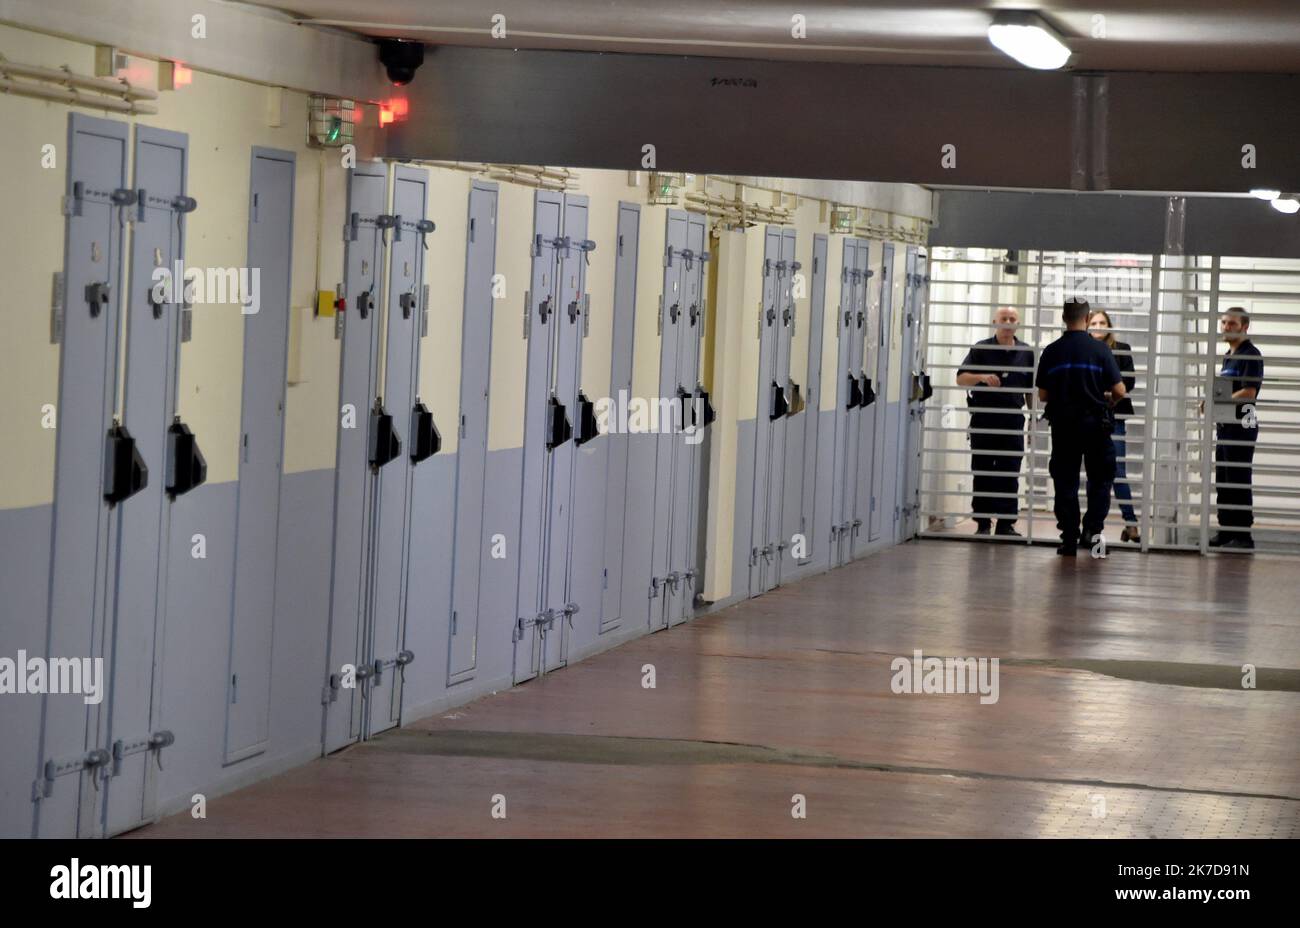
top-left (1251, 188), bottom-right (1281, 200)
top-left (988, 11), bottom-right (1071, 70)
top-left (1270, 196), bottom-right (1299, 214)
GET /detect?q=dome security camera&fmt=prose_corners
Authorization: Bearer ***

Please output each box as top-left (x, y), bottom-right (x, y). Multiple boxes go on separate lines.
top-left (378, 39), bottom-right (425, 86)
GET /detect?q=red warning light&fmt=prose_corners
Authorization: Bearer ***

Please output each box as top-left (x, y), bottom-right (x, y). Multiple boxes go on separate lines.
top-left (388, 97), bottom-right (409, 118)
top-left (172, 62), bottom-right (193, 86)
top-left (378, 104), bottom-right (395, 127)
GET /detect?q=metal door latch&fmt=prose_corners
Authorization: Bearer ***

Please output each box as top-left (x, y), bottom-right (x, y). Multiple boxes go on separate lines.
top-left (370, 650), bottom-right (416, 686)
top-left (36, 748), bottom-right (111, 800)
top-left (111, 730), bottom-right (176, 776)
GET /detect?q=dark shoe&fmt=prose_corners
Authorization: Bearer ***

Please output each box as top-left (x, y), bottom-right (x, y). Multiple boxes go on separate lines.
top-left (1208, 533), bottom-right (1227, 547)
top-left (1056, 543), bottom-right (1077, 557)
top-left (995, 522), bottom-right (1022, 537)
top-left (1221, 536), bottom-right (1255, 550)
top-left (974, 521), bottom-right (991, 536)
top-left (1120, 526), bottom-right (1140, 543)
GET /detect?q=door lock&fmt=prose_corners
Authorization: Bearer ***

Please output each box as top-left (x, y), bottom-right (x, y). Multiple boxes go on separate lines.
top-left (85, 281), bottom-right (110, 318)
top-left (355, 290), bottom-right (374, 319)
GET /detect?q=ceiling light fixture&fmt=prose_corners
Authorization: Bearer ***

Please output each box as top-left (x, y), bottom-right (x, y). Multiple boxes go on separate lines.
top-left (1270, 196), bottom-right (1299, 214)
top-left (988, 11), bottom-right (1071, 70)
top-left (1250, 188), bottom-right (1281, 201)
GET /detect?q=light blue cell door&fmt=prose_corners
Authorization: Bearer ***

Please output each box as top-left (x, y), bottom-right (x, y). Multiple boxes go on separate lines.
top-left (793, 234), bottom-right (830, 571)
top-left (868, 242), bottom-right (896, 543)
top-left (447, 180), bottom-right (499, 687)
top-left (35, 113), bottom-right (130, 838)
top-left (897, 247), bottom-right (928, 541)
top-left (849, 239), bottom-right (876, 560)
top-left (599, 202), bottom-right (641, 635)
top-left (830, 237), bottom-right (871, 566)
top-left (364, 164), bottom-right (434, 738)
top-left (513, 191), bottom-right (598, 679)
top-left (668, 212), bottom-right (710, 626)
top-left (322, 162), bottom-right (387, 753)
top-left (767, 228), bottom-right (798, 587)
top-left (224, 147), bottom-right (294, 764)
top-left (747, 227), bottom-right (784, 596)
top-left (101, 125), bottom-right (198, 836)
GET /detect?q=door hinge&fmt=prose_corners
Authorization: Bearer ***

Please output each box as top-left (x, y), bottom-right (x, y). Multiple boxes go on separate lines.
top-left (522, 289), bottom-right (531, 339)
top-left (50, 272), bottom-right (65, 344)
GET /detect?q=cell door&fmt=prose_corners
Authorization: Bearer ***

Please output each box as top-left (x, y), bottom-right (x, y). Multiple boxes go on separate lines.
top-left (666, 212), bottom-right (709, 626)
top-left (869, 242), bottom-right (896, 543)
top-left (35, 114), bottom-right (130, 838)
top-left (849, 239), bottom-right (875, 558)
top-left (364, 164), bottom-right (432, 737)
top-left (896, 247), bottom-right (926, 541)
top-left (540, 195), bottom-right (593, 671)
top-left (797, 234), bottom-right (830, 568)
top-left (447, 181), bottom-right (499, 686)
top-left (225, 147), bottom-right (294, 764)
top-left (102, 126), bottom-right (194, 836)
top-left (766, 228), bottom-right (797, 588)
top-left (649, 209), bottom-right (689, 628)
top-left (513, 190), bottom-right (564, 683)
top-left (322, 163), bottom-right (386, 753)
top-left (747, 227), bottom-right (783, 596)
top-left (828, 240), bottom-right (859, 568)
top-left (600, 202), bottom-right (641, 633)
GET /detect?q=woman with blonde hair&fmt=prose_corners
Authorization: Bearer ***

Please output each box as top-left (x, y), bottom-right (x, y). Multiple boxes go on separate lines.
top-left (1088, 310), bottom-right (1139, 542)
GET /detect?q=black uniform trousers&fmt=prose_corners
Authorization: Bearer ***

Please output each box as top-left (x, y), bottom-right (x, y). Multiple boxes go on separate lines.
top-left (1215, 422), bottom-right (1258, 531)
top-left (1049, 419), bottom-right (1116, 546)
top-left (970, 411), bottom-right (1024, 524)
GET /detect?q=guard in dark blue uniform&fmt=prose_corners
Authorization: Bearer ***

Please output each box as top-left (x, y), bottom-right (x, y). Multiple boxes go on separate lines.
top-left (1212, 307), bottom-right (1264, 549)
top-left (956, 306), bottom-right (1035, 536)
top-left (1035, 298), bottom-right (1128, 556)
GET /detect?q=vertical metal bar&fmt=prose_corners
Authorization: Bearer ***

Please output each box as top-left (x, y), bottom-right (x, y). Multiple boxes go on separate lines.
top-left (1027, 250), bottom-right (1045, 545)
top-left (1199, 255), bottom-right (1220, 554)
top-left (1139, 253), bottom-right (1161, 553)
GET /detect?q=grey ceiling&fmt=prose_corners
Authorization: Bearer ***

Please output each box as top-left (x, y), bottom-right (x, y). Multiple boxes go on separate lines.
top-left (268, 1), bottom-right (1300, 72)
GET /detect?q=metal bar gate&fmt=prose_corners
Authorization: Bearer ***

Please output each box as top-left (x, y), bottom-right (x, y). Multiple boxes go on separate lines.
top-left (918, 247), bottom-right (1300, 555)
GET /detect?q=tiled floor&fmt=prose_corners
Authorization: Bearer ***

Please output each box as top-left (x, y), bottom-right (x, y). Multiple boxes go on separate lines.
top-left (133, 540), bottom-right (1300, 838)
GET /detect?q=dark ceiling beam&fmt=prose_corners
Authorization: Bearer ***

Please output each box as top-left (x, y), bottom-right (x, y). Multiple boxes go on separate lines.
top-left (930, 189), bottom-right (1300, 259)
top-left (384, 46), bottom-right (1300, 194)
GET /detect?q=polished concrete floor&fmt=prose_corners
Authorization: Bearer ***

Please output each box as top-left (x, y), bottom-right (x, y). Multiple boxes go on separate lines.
top-left (134, 540), bottom-right (1300, 838)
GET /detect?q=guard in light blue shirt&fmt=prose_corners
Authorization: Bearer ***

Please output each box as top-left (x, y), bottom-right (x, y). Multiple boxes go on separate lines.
top-left (1035, 298), bottom-right (1128, 556)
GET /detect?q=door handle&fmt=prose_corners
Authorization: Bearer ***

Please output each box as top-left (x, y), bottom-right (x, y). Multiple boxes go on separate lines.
top-left (546, 395), bottom-right (573, 450)
top-left (104, 424), bottom-right (148, 507)
top-left (368, 402), bottom-right (402, 470)
top-left (409, 401), bottom-right (441, 463)
top-left (85, 281), bottom-right (110, 319)
top-left (165, 418), bottom-right (207, 499)
top-left (574, 391), bottom-right (599, 445)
